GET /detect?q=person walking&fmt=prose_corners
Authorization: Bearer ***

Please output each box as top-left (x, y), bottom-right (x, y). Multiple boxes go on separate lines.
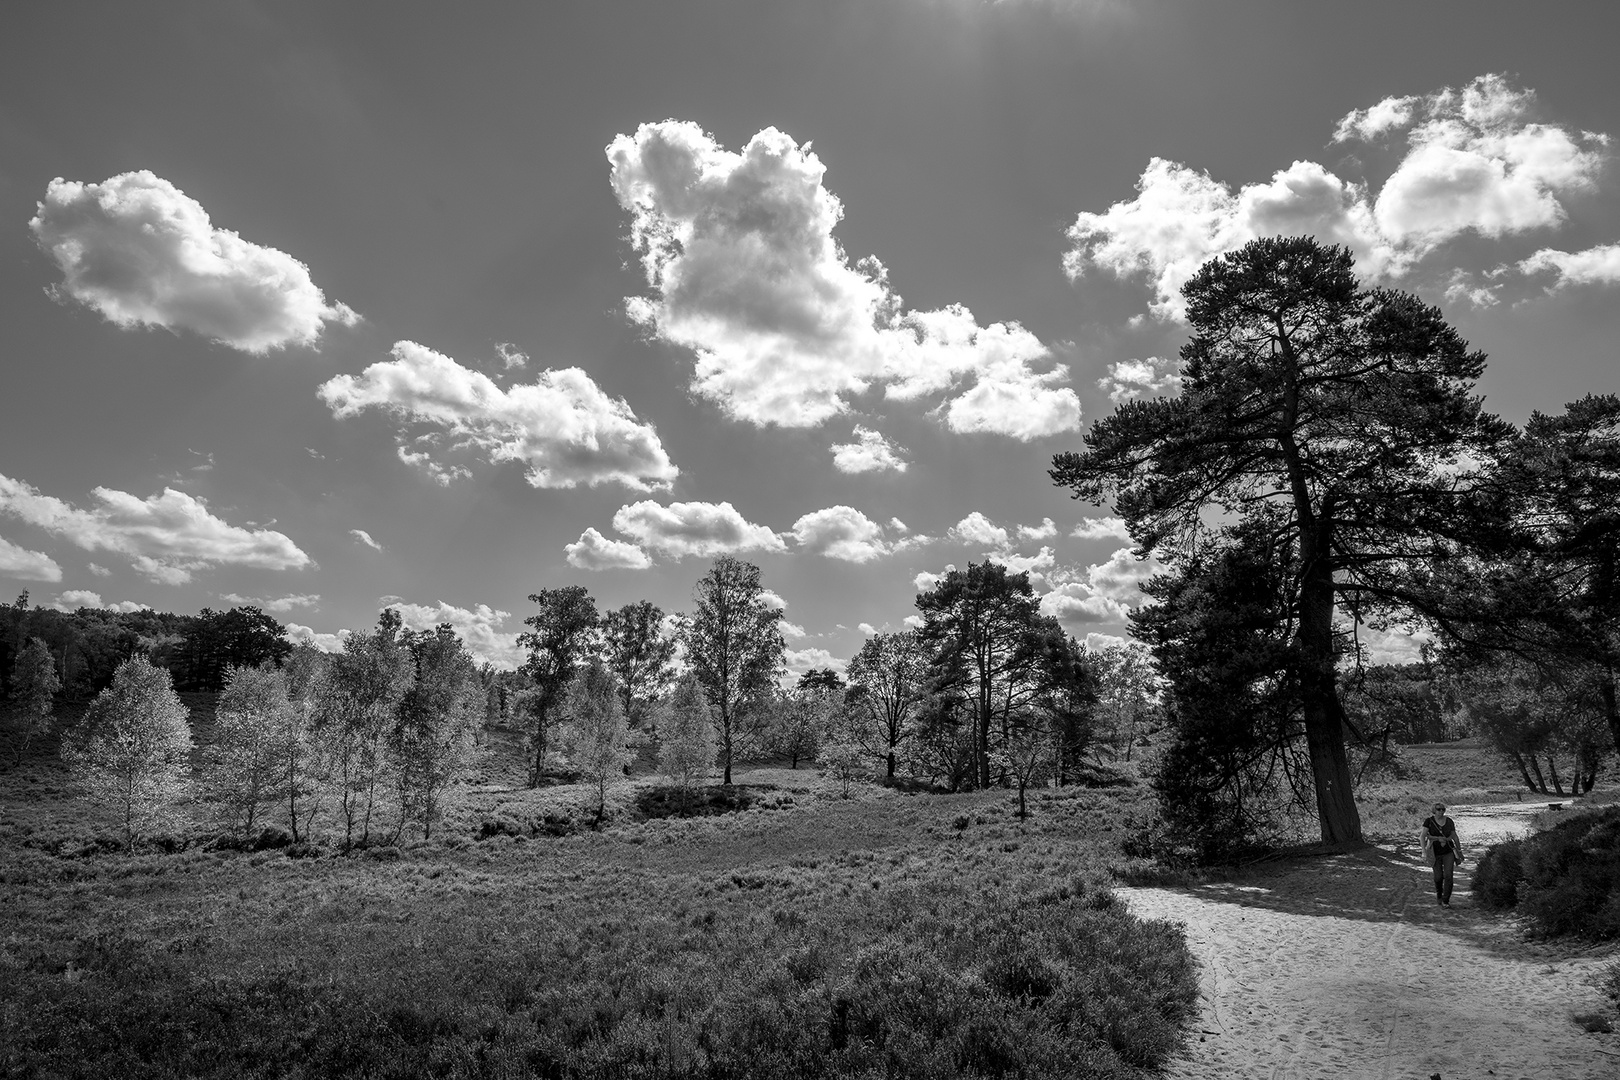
top-left (1421, 803), bottom-right (1465, 906)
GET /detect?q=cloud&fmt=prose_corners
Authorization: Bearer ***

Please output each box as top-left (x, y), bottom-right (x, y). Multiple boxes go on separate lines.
top-left (780, 620), bottom-right (807, 639)
top-left (607, 121), bottom-right (1079, 437)
top-left (1017, 518), bottom-right (1058, 541)
top-left (790, 505), bottom-right (912, 563)
top-left (830, 426), bottom-right (909, 474)
top-left (949, 512), bottom-right (1009, 549)
top-left (784, 646), bottom-right (846, 680)
top-left (0, 472), bottom-right (311, 584)
top-left (610, 500), bottom-right (785, 560)
top-left (1099, 357), bottom-right (1182, 403)
top-left (350, 528), bottom-right (384, 552)
top-left (902, 614), bottom-right (924, 629)
top-left (218, 592), bottom-right (321, 614)
top-left (49, 589), bottom-right (148, 614)
top-left (1349, 75), bottom-right (1606, 253)
top-left (495, 342), bottom-right (528, 369)
top-left (1039, 547), bottom-right (1162, 633)
top-left (396, 444), bottom-right (472, 487)
top-left (321, 340), bottom-right (677, 491)
top-left (758, 589), bottom-right (789, 610)
top-left (1065, 157), bottom-right (1393, 320)
top-left (1070, 516), bottom-right (1131, 541)
top-left (857, 622), bottom-right (876, 635)
top-left (1518, 243), bottom-right (1620, 289)
top-left (1065, 75), bottom-right (1606, 320)
top-left (29, 170), bottom-right (357, 353)
top-left (86, 562), bottom-right (110, 577)
top-left (914, 565), bottom-right (955, 593)
top-left (1352, 623), bottom-right (1433, 666)
top-left (1082, 631), bottom-right (1131, 653)
top-left (286, 623), bottom-right (350, 653)
top-left (0, 535), bottom-right (62, 582)
top-left (996, 546), bottom-right (1056, 577)
top-left (565, 527), bottom-right (652, 571)
top-left (381, 598), bottom-right (525, 669)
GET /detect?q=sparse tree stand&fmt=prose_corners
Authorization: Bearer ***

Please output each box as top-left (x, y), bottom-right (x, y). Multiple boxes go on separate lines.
top-left (11, 635), bottom-right (60, 764)
top-left (518, 587), bottom-right (598, 788)
top-left (204, 664), bottom-right (294, 840)
top-left (62, 655), bottom-right (193, 853)
top-left (392, 624), bottom-right (484, 841)
top-left (1053, 237), bottom-right (1507, 848)
top-left (681, 556), bottom-right (785, 785)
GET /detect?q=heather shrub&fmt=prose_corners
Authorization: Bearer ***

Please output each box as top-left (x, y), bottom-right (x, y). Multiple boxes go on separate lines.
top-left (1470, 805), bottom-right (1620, 939)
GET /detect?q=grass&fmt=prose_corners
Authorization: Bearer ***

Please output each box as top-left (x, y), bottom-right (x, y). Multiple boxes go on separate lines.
top-left (0, 702), bottom-right (1198, 1079)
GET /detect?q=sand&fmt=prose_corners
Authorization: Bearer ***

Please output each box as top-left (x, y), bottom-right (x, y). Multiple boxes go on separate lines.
top-left (1120, 803), bottom-right (1619, 1079)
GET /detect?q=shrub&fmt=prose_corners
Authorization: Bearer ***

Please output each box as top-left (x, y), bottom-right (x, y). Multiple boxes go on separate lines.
top-left (1470, 805), bottom-right (1620, 939)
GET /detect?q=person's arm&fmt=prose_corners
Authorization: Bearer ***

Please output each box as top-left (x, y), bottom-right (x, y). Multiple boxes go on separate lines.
top-left (1419, 826), bottom-right (1431, 857)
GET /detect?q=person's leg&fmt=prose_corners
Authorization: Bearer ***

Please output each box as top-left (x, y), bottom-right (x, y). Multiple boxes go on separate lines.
top-left (1432, 852), bottom-right (1445, 902)
top-left (1439, 851), bottom-right (1455, 904)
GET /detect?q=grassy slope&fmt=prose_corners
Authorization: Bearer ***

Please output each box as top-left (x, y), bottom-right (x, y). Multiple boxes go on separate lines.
top-left (0, 702), bottom-right (1195, 1080)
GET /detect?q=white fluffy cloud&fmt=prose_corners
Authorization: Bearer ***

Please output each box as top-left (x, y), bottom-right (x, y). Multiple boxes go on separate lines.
top-left (1066, 75), bottom-right (1607, 319)
top-left (350, 528), bottom-right (384, 552)
top-left (218, 592), bottom-right (321, 614)
top-left (610, 500), bottom-right (785, 560)
top-left (50, 590), bottom-right (149, 614)
top-left (784, 646), bottom-right (847, 680)
top-left (759, 589), bottom-right (789, 611)
top-left (320, 340), bottom-right (677, 491)
top-left (1039, 547), bottom-right (1162, 633)
top-left (382, 598), bottom-right (525, 669)
top-left (914, 566), bottom-right (953, 593)
top-left (0, 535), bottom-right (62, 582)
top-left (997, 546), bottom-right (1056, 577)
top-left (790, 505), bottom-right (911, 563)
top-left (1017, 518), bottom-right (1058, 541)
top-left (1349, 75), bottom-right (1606, 253)
top-left (0, 472), bottom-right (311, 585)
top-left (1071, 516), bottom-right (1131, 541)
top-left (607, 121), bottom-right (1079, 438)
top-left (830, 426), bottom-right (908, 474)
top-left (29, 171), bottom-right (357, 353)
top-left (949, 511), bottom-right (1009, 549)
top-left (495, 342), bottom-right (528, 369)
top-left (1519, 243), bottom-right (1620, 289)
top-left (1100, 357), bottom-right (1182, 403)
top-left (286, 623), bottom-right (350, 653)
top-left (565, 527), bottom-right (652, 571)
top-left (87, 562), bottom-right (111, 577)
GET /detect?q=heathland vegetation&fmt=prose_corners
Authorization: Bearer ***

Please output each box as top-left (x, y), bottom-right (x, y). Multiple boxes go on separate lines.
top-left (3, 236), bottom-right (1618, 1072)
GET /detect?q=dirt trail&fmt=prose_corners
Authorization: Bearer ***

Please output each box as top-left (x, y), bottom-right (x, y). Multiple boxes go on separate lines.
top-left (1120, 803), bottom-right (1618, 1079)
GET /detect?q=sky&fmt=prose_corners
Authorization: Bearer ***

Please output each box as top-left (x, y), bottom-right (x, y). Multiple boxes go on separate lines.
top-left (1, 0), bottom-right (1617, 674)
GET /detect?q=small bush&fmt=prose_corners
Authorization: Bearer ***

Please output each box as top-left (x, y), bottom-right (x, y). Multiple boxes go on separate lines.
top-left (1469, 805), bottom-right (1620, 940)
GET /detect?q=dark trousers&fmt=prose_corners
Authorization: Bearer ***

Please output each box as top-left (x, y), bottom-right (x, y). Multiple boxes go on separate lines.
top-left (1431, 850), bottom-right (1455, 903)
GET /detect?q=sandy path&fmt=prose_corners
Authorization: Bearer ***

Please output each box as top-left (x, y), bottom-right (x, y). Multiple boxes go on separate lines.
top-left (1120, 804), bottom-right (1618, 1079)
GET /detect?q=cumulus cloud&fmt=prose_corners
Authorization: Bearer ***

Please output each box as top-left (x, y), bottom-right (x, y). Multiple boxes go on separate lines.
top-left (495, 342), bottom-right (528, 369)
top-left (791, 505), bottom-right (914, 563)
top-left (758, 589), bottom-right (789, 611)
top-left (286, 623), bottom-right (350, 653)
top-left (902, 614), bottom-right (925, 629)
top-left (1518, 243), bottom-right (1620, 289)
top-left (87, 562), bottom-right (111, 577)
top-left (0, 472), bottom-right (310, 584)
top-left (1017, 518), bottom-right (1058, 541)
top-left (1100, 357), bottom-right (1183, 403)
top-left (321, 340), bottom-right (677, 491)
top-left (0, 535), bottom-right (62, 582)
top-left (607, 121), bottom-right (1079, 438)
top-left (1071, 516), bottom-right (1131, 541)
top-left (50, 589), bottom-right (149, 614)
top-left (830, 426), bottom-right (909, 474)
top-left (913, 565), bottom-right (955, 592)
top-left (611, 500), bottom-right (785, 560)
top-left (1039, 547), bottom-right (1162, 633)
top-left (565, 527), bottom-right (652, 571)
top-left (29, 170), bottom-right (357, 353)
top-left (997, 546), bottom-right (1056, 577)
top-left (350, 528), bottom-right (384, 552)
top-left (1351, 622), bottom-right (1434, 666)
top-left (382, 598), bottom-right (526, 669)
top-left (784, 646), bottom-right (846, 680)
top-left (218, 592), bottom-right (320, 614)
top-left (1065, 75), bottom-right (1607, 319)
top-left (949, 512), bottom-right (1010, 549)
top-left (780, 620), bottom-right (808, 639)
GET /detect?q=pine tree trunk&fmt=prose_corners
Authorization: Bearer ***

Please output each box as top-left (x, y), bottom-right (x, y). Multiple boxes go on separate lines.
top-left (1296, 526), bottom-right (1363, 847)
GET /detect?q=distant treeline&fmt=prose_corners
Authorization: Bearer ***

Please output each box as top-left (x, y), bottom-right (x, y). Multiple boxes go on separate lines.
top-left (0, 592), bottom-right (290, 698)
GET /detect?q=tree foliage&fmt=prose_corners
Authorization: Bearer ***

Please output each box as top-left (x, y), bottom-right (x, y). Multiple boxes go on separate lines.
top-left (62, 655), bottom-right (193, 852)
top-left (564, 659), bottom-right (632, 823)
top-left (599, 600), bottom-right (677, 732)
top-left (845, 630), bottom-right (928, 779)
top-left (10, 635), bottom-right (60, 762)
top-left (518, 587), bottom-right (598, 786)
top-left (681, 556), bottom-right (784, 784)
top-left (392, 624), bottom-right (484, 840)
top-left (204, 664), bottom-right (293, 839)
top-left (1053, 236), bottom-right (1505, 846)
top-left (317, 610), bottom-right (415, 849)
top-left (658, 672), bottom-right (714, 795)
top-left (174, 607), bottom-right (292, 691)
